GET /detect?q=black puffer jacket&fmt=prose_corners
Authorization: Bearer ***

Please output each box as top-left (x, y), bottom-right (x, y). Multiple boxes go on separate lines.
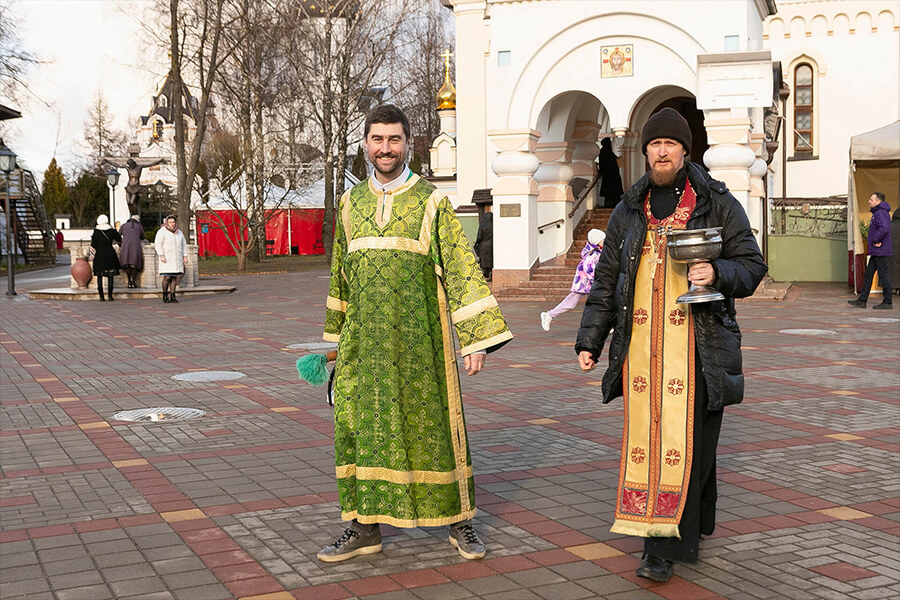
top-left (575, 161), bottom-right (767, 410)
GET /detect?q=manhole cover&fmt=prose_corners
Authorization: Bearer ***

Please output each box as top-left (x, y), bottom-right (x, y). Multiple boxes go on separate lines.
top-left (112, 407), bottom-right (205, 422)
top-left (779, 328), bottom-right (837, 336)
top-left (287, 342), bottom-right (338, 351)
top-left (171, 371), bottom-right (246, 382)
top-left (860, 317), bottom-right (900, 323)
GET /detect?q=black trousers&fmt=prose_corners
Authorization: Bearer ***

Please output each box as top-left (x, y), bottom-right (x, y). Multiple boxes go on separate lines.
top-left (857, 255), bottom-right (892, 304)
top-left (644, 362), bottom-right (723, 564)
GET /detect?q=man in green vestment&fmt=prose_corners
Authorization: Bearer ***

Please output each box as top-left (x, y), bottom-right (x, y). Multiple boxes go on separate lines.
top-left (318, 105), bottom-right (513, 563)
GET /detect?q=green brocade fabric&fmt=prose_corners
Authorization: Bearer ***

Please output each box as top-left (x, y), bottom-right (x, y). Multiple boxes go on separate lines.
top-left (323, 175), bottom-right (512, 527)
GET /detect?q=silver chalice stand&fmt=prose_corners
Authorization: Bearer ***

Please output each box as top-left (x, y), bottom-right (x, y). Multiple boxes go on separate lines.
top-left (665, 227), bottom-right (726, 304)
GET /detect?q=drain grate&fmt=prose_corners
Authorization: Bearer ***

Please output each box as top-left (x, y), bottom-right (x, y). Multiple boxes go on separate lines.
top-left (112, 407), bottom-right (206, 422)
top-left (172, 371), bottom-right (246, 382)
top-left (779, 328), bottom-right (836, 336)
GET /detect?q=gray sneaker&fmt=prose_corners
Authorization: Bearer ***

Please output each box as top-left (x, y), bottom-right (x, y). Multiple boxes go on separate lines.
top-left (317, 522), bottom-right (382, 563)
top-left (449, 521), bottom-right (486, 560)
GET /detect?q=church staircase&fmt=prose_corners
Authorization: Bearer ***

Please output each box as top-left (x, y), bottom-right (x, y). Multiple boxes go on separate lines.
top-left (1, 169), bottom-right (56, 265)
top-left (494, 207), bottom-right (613, 301)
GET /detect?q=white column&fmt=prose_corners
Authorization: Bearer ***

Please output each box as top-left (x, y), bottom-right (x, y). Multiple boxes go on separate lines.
top-left (748, 132), bottom-right (768, 248)
top-left (702, 110), bottom-right (756, 214)
top-left (534, 142), bottom-right (574, 263)
top-left (571, 121), bottom-right (601, 210)
top-left (450, 0), bottom-right (488, 207)
top-left (488, 129), bottom-right (541, 292)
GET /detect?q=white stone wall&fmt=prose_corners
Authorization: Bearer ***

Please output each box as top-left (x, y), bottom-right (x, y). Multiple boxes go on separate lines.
top-left (764, 1), bottom-right (900, 199)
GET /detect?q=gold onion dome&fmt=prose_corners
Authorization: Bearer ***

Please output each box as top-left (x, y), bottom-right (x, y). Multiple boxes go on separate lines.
top-left (436, 50), bottom-right (456, 110)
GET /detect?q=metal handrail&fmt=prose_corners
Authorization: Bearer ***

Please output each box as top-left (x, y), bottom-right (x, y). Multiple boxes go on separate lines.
top-left (568, 173), bottom-right (600, 219)
top-left (538, 218), bottom-right (563, 233)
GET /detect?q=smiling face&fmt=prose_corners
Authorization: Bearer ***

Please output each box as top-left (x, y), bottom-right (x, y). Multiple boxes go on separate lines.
top-left (366, 122), bottom-right (409, 183)
top-left (646, 138), bottom-right (686, 187)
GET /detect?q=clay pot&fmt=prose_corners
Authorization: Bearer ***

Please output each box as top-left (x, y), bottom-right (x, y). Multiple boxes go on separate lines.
top-left (71, 256), bottom-right (93, 288)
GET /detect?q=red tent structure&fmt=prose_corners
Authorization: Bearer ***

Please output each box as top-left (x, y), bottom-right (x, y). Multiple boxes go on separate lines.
top-left (196, 172), bottom-right (358, 257)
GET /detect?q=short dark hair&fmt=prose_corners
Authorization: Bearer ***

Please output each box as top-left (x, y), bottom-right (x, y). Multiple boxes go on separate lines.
top-left (166, 215), bottom-right (177, 222)
top-left (873, 192), bottom-right (886, 202)
top-left (364, 104), bottom-right (410, 140)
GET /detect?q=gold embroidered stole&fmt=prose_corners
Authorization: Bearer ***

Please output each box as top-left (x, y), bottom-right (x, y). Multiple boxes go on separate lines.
top-left (611, 180), bottom-right (697, 538)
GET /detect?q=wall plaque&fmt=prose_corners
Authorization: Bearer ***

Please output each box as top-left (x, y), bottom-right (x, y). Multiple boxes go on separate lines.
top-left (499, 203), bottom-right (521, 217)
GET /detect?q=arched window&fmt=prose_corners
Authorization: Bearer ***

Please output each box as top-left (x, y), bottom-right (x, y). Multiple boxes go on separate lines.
top-left (159, 94), bottom-right (168, 108)
top-left (793, 63), bottom-right (814, 155)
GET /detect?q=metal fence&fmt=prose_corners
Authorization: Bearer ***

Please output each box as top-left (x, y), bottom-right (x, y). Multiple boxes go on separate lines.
top-left (770, 197), bottom-right (847, 240)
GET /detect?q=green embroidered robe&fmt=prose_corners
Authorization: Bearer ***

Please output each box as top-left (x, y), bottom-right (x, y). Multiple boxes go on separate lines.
top-left (323, 174), bottom-right (512, 527)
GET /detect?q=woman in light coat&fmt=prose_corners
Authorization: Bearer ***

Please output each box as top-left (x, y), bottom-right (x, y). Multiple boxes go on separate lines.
top-left (154, 215), bottom-right (187, 303)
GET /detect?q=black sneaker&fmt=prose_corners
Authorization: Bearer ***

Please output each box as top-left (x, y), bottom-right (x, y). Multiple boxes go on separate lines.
top-left (635, 553), bottom-right (674, 582)
top-left (873, 302), bottom-right (893, 310)
top-left (847, 299), bottom-right (866, 308)
top-left (317, 524), bottom-right (382, 563)
top-left (449, 521), bottom-right (486, 560)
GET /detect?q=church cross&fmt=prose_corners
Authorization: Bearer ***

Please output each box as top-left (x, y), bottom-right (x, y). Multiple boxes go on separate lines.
top-left (440, 49), bottom-right (454, 71)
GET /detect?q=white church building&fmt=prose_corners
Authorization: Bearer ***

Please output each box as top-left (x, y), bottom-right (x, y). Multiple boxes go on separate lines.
top-left (436, 0), bottom-right (899, 291)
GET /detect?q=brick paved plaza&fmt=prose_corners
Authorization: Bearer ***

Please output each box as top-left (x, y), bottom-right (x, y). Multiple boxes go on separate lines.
top-left (2, 267), bottom-right (898, 600)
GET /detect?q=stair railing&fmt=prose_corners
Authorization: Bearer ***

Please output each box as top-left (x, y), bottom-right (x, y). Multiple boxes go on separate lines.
top-left (568, 173), bottom-right (600, 219)
top-left (537, 218), bottom-right (563, 234)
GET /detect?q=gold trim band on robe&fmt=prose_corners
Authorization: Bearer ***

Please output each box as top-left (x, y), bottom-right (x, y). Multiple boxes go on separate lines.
top-left (342, 508), bottom-right (477, 529)
top-left (436, 278), bottom-right (472, 513)
top-left (326, 295), bottom-right (347, 312)
top-left (335, 464), bottom-right (473, 485)
top-left (450, 296), bottom-right (499, 324)
top-left (460, 330), bottom-right (514, 356)
top-left (348, 236), bottom-right (428, 255)
top-left (323, 332), bottom-right (341, 343)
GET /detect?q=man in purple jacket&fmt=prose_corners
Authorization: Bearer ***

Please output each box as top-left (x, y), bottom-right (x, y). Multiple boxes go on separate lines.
top-left (849, 192), bottom-right (893, 310)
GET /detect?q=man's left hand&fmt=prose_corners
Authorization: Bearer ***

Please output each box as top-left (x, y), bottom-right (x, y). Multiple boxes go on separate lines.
top-left (464, 353), bottom-right (485, 376)
top-left (688, 261), bottom-right (716, 287)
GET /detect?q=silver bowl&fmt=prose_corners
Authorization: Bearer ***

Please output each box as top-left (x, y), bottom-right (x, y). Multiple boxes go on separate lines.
top-left (666, 227), bottom-right (725, 303)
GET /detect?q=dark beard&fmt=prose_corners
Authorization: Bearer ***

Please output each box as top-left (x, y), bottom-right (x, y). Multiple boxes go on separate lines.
top-left (649, 165), bottom-right (678, 187)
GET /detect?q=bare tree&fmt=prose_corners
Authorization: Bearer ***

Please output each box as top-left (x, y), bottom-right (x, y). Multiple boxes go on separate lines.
top-left (0, 0), bottom-right (42, 105)
top-left (391, 1), bottom-right (455, 159)
top-left (279, 0), bottom-right (416, 261)
top-left (82, 91), bottom-right (127, 174)
top-left (162, 0), bottom-right (241, 241)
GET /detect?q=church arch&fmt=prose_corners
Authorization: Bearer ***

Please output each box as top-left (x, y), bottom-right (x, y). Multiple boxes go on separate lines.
top-left (789, 16), bottom-right (807, 39)
top-left (855, 12), bottom-right (873, 34)
top-left (833, 13), bottom-right (851, 36)
top-left (877, 10), bottom-right (896, 32)
top-left (766, 17), bottom-right (785, 39)
top-left (811, 15), bottom-right (828, 37)
top-left (506, 12), bottom-right (705, 130)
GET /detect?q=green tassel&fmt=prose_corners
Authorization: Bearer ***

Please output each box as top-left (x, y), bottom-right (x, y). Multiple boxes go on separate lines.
top-left (296, 354), bottom-right (329, 386)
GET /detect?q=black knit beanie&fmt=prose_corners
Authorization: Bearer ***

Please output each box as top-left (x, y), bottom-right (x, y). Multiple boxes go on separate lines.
top-left (641, 108), bottom-right (691, 155)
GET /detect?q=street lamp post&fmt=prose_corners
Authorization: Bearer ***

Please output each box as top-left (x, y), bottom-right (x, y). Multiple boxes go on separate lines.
top-left (0, 140), bottom-right (17, 296)
top-left (154, 180), bottom-right (169, 227)
top-left (106, 168), bottom-right (120, 226)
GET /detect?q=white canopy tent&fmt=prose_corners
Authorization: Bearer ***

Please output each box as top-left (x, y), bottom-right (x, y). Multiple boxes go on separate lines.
top-left (848, 121), bottom-right (900, 292)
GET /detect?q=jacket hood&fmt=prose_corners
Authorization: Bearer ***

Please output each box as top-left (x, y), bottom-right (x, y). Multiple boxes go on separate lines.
top-left (871, 200), bottom-right (891, 214)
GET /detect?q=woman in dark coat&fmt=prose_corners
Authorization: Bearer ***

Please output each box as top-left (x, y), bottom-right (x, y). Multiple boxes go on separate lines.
top-left (118, 215), bottom-right (145, 288)
top-left (90, 215), bottom-right (122, 301)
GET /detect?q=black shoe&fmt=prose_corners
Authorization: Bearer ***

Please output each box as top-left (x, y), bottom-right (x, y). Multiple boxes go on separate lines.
top-left (108, 294), bottom-right (114, 301)
top-left (873, 302), bottom-right (893, 310)
top-left (847, 299), bottom-right (866, 308)
top-left (98, 296), bottom-right (105, 302)
top-left (162, 292), bottom-right (170, 303)
top-left (169, 293), bottom-right (179, 303)
top-left (635, 553), bottom-right (674, 582)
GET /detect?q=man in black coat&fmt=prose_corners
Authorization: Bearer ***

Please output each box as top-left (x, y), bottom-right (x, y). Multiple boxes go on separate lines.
top-left (473, 206), bottom-right (493, 281)
top-left (575, 108), bottom-right (767, 582)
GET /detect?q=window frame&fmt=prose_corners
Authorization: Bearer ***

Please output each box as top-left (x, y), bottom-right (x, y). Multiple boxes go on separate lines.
top-left (792, 63), bottom-right (814, 156)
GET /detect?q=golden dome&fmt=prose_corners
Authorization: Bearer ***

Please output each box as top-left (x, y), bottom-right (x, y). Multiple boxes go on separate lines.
top-left (436, 49), bottom-right (456, 110)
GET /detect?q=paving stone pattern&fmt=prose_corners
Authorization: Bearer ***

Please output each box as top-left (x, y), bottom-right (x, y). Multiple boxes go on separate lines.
top-left (1, 275), bottom-right (898, 600)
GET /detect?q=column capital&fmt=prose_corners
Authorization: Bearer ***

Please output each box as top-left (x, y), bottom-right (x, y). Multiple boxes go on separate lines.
top-left (488, 129), bottom-right (542, 153)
